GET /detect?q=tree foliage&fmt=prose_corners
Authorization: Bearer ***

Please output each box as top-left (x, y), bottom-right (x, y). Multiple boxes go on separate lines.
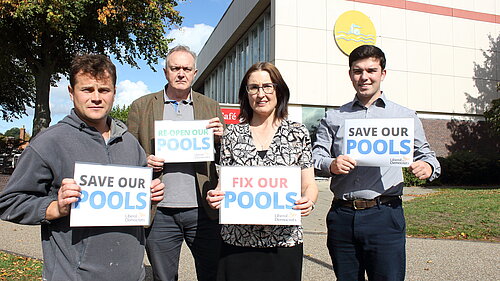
top-left (484, 98), bottom-right (500, 136)
top-left (0, 52), bottom-right (35, 121)
top-left (109, 104), bottom-right (130, 123)
top-left (0, 0), bottom-right (183, 136)
top-left (465, 34), bottom-right (499, 114)
top-left (4, 127), bottom-right (20, 138)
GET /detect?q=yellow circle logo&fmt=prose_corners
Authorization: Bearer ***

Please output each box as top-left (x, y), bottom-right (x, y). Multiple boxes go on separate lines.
top-left (334, 10), bottom-right (376, 55)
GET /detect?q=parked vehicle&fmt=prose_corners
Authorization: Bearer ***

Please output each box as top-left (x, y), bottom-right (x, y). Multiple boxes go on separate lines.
top-left (0, 150), bottom-right (21, 174)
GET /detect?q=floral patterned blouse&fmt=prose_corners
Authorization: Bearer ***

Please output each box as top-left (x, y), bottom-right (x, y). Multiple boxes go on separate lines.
top-left (220, 119), bottom-right (313, 248)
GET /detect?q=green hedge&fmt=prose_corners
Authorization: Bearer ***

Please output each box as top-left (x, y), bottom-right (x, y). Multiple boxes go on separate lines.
top-left (437, 151), bottom-right (500, 185)
top-left (403, 151), bottom-right (500, 186)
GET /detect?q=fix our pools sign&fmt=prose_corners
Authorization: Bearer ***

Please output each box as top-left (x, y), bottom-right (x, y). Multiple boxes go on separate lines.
top-left (70, 162), bottom-right (152, 227)
top-left (219, 166), bottom-right (301, 225)
top-left (155, 120), bottom-right (214, 162)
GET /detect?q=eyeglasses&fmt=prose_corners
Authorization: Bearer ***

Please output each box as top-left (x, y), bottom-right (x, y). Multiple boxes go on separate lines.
top-left (246, 83), bottom-right (276, 95)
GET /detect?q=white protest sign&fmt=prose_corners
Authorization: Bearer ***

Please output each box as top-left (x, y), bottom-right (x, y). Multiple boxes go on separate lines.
top-left (343, 118), bottom-right (414, 167)
top-left (155, 120), bottom-right (214, 163)
top-left (70, 162), bottom-right (152, 227)
top-left (219, 166), bottom-right (301, 225)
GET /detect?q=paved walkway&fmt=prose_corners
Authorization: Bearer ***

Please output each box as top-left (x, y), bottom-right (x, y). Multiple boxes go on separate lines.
top-left (1, 175), bottom-right (499, 280)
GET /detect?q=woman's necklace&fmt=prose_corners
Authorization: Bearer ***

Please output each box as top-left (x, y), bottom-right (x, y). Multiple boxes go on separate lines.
top-left (250, 124), bottom-right (278, 150)
top-left (252, 131), bottom-right (270, 150)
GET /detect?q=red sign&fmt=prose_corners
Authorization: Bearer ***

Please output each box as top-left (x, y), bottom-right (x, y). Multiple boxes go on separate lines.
top-left (221, 108), bottom-right (240, 124)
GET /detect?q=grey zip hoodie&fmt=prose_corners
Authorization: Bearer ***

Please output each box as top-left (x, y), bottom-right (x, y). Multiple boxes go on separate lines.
top-left (0, 110), bottom-right (148, 281)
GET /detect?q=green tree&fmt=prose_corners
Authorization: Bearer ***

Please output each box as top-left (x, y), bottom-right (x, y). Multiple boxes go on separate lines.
top-left (4, 127), bottom-right (20, 138)
top-left (484, 98), bottom-right (500, 136)
top-left (109, 104), bottom-right (130, 123)
top-left (0, 135), bottom-right (7, 153)
top-left (0, 52), bottom-right (35, 121)
top-left (0, 0), bottom-right (182, 136)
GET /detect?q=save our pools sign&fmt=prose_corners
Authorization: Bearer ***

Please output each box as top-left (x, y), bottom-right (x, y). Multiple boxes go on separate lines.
top-left (70, 162), bottom-right (152, 227)
top-left (343, 118), bottom-right (414, 167)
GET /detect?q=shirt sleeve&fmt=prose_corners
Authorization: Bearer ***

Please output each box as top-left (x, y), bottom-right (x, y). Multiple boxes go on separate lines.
top-left (312, 111), bottom-right (337, 177)
top-left (413, 113), bottom-right (441, 181)
top-left (0, 146), bottom-right (56, 225)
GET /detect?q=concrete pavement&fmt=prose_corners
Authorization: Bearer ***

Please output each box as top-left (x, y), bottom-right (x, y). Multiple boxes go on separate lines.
top-left (0, 176), bottom-right (499, 280)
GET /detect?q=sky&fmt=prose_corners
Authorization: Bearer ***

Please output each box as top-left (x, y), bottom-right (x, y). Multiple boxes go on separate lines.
top-left (0, 0), bottom-right (232, 135)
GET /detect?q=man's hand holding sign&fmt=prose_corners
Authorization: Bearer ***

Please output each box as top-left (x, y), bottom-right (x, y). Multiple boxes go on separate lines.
top-left (408, 160), bottom-right (433, 180)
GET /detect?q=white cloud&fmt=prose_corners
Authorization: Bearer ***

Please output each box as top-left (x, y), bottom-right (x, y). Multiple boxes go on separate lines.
top-left (166, 23), bottom-right (215, 55)
top-left (115, 80), bottom-right (150, 107)
top-left (49, 77), bottom-right (73, 115)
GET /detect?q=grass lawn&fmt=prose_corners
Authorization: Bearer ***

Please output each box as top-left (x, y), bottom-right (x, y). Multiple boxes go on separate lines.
top-left (404, 187), bottom-right (500, 242)
top-left (0, 251), bottom-right (42, 280)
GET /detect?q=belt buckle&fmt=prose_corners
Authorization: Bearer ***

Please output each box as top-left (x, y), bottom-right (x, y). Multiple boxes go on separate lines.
top-left (352, 199), bottom-right (365, 210)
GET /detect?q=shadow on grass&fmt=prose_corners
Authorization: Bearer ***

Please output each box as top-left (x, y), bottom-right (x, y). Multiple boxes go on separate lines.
top-left (430, 185), bottom-right (500, 190)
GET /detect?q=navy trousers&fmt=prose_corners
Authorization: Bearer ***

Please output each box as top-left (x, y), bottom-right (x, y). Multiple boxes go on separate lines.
top-left (145, 207), bottom-right (221, 281)
top-left (326, 200), bottom-right (406, 281)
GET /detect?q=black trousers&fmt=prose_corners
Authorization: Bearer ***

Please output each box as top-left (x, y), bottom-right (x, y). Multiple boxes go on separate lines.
top-left (145, 207), bottom-right (221, 281)
top-left (217, 242), bottom-right (303, 281)
top-left (327, 200), bottom-right (406, 281)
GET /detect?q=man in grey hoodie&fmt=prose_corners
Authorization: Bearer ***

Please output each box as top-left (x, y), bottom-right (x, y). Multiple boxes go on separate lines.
top-left (0, 54), bottom-right (164, 281)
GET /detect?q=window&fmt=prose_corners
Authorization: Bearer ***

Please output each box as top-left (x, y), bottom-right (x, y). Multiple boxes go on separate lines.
top-left (204, 10), bottom-right (271, 104)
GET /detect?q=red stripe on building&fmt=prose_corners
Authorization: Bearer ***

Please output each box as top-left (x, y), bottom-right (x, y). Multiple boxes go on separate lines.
top-left (406, 1), bottom-right (452, 17)
top-left (452, 8), bottom-right (497, 24)
top-left (347, 0), bottom-right (499, 24)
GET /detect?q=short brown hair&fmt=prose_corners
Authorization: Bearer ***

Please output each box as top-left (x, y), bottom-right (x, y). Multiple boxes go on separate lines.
top-left (349, 45), bottom-right (386, 70)
top-left (238, 62), bottom-right (290, 123)
top-left (69, 54), bottom-right (116, 87)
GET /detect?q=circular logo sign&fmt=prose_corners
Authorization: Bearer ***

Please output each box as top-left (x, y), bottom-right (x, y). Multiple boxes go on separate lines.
top-left (334, 10), bottom-right (376, 55)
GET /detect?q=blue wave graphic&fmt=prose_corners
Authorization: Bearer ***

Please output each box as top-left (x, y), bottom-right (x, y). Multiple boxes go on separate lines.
top-left (337, 38), bottom-right (376, 43)
top-left (336, 31), bottom-right (375, 38)
top-left (336, 34), bottom-right (375, 40)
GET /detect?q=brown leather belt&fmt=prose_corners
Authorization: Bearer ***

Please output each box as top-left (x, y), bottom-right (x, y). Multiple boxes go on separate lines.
top-left (334, 196), bottom-right (401, 210)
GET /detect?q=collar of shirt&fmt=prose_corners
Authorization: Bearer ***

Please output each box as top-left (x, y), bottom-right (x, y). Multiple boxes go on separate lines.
top-left (351, 92), bottom-right (387, 109)
top-left (163, 85), bottom-right (193, 105)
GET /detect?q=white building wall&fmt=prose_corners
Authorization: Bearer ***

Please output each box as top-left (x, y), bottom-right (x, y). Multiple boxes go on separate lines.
top-left (270, 0), bottom-right (499, 116)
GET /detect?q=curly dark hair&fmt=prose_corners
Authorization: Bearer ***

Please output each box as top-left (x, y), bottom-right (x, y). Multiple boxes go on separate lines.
top-left (69, 54), bottom-right (116, 87)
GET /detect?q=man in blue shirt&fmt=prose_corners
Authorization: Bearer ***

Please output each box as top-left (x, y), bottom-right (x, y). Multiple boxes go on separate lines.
top-left (312, 45), bottom-right (440, 281)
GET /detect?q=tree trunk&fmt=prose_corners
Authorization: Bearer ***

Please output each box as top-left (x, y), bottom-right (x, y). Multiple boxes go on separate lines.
top-left (32, 69), bottom-right (52, 137)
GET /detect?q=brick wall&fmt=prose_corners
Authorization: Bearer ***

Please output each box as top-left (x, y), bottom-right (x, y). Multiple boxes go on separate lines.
top-left (0, 174), bottom-right (9, 193)
top-left (421, 119), bottom-right (452, 157)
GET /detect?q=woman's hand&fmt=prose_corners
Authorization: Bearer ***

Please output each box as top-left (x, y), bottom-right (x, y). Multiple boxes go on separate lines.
top-left (206, 189), bottom-right (226, 209)
top-left (293, 196), bottom-right (315, 217)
